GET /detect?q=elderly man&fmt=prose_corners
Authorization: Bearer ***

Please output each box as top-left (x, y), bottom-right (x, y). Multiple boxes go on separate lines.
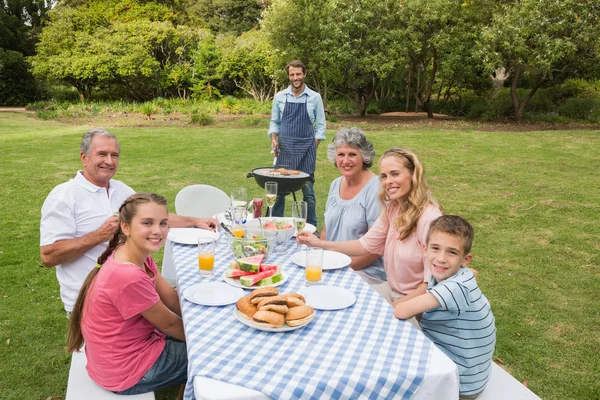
top-left (40, 128), bottom-right (216, 314)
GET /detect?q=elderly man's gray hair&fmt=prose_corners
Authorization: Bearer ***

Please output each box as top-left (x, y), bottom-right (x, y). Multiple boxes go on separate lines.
top-left (327, 127), bottom-right (376, 169)
top-left (80, 128), bottom-right (120, 155)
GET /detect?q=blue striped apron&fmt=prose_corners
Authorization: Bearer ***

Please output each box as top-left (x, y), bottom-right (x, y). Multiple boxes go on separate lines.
top-left (276, 95), bottom-right (316, 174)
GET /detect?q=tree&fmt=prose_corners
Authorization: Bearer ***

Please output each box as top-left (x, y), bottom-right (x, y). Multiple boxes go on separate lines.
top-left (0, 48), bottom-right (38, 105)
top-left (263, 0), bottom-right (401, 116)
top-left (480, 0), bottom-right (600, 121)
top-left (30, 1), bottom-right (200, 100)
top-left (188, 0), bottom-right (264, 35)
top-left (217, 30), bottom-right (278, 101)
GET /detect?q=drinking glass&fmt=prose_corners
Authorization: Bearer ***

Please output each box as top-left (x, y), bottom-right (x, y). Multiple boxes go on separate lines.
top-left (264, 181), bottom-right (278, 218)
top-left (292, 201), bottom-right (307, 250)
top-left (229, 207), bottom-right (246, 238)
top-left (305, 247), bottom-right (323, 285)
top-left (292, 201), bottom-right (307, 235)
top-left (230, 187), bottom-right (248, 209)
top-left (198, 239), bottom-right (216, 276)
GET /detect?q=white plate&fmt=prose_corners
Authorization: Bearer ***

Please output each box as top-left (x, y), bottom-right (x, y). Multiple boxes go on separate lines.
top-left (168, 228), bottom-right (219, 245)
top-left (222, 270), bottom-right (288, 289)
top-left (297, 285), bottom-right (357, 310)
top-left (290, 250), bottom-right (351, 270)
top-left (183, 282), bottom-right (244, 306)
top-left (234, 309), bottom-right (314, 332)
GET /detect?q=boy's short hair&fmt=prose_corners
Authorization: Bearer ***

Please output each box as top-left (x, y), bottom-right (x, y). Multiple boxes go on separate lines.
top-left (427, 215), bottom-right (475, 254)
top-left (285, 60), bottom-right (306, 74)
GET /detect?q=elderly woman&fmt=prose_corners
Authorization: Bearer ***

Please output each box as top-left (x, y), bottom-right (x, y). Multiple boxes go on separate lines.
top-left (299, 146), bottom-right (442, 305)
top-left (321, 127), bottom-right (386, 286)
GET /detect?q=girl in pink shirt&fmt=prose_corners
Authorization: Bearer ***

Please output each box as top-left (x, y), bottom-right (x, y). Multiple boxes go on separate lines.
top-left (298, 147), bottom-right (442, 305)
top-left (67, 193), bottom-right (187, 398)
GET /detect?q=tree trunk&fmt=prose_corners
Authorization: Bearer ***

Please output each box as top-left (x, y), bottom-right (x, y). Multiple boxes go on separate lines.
top-left (510, 65), bottom-right (547, 122)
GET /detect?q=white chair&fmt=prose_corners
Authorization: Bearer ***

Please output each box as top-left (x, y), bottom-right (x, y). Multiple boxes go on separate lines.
top-left (66, 347), bottom-right (155, 400)
top-left (162, 185), bottom-right (230, 285)
top-left (477, 362), bottom-right (541, 400)
top-left (174, 184), bottom-right (230, 218)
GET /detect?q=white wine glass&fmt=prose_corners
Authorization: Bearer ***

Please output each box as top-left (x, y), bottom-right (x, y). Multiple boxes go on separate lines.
top-left (292, 201), bottom-right (307, 248)
top-left (230, 187), bottom-right (248, 209)
top-left (264, 181), bottom-right (278, 218)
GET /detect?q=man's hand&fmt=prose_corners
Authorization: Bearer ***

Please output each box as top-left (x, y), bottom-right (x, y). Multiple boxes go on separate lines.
top-left (270, 133), bottom-right (279, 156)
top-left (92, 215), bottom-right (120, 242)
top-left (194, 217), bottom-right (218, 231)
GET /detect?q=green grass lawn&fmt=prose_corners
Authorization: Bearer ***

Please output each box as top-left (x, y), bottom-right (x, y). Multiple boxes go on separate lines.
top-left (0, 112), bottom-right (598, 399)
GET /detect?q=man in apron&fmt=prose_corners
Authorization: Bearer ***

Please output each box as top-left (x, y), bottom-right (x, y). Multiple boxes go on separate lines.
top-left (268, 60), bottom-right (326, 228)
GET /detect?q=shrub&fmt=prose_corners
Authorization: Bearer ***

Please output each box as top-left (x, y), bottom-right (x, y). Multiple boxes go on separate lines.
top-left (190, 111), bottom-right (215, 125)
top-left (138, 102), bottom-right (158, 120)
top-left (220, 96), bottom-right (239, 114)
top-left (556, 98), bottom-right (600, 120)
top-left (466, 102), bottom-right (488, 120)
top-left (237, 116), bottom-right (269, 128)
top-left (552, 79), bottom-right (600, 103)
top-left (35, 110), bottom-right (59, 120)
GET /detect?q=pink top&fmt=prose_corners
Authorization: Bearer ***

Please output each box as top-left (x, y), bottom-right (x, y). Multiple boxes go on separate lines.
top-left (82, 255), bottom-right (165, 391)
top-left (359, 204), bottom-right (442, 295)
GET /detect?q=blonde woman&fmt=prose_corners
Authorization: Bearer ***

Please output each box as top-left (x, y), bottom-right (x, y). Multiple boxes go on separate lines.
top-left (67, 193), bottom-right (186, 398)
top-left (297, 147), bottom-right (442, 305)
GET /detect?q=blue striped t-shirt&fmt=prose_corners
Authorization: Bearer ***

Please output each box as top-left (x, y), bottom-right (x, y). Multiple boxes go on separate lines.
top-left (420, 267), bottom-right (496, 396)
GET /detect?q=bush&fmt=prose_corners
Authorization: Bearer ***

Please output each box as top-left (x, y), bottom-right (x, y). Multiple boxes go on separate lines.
top-left (556, 98), bottom-right (600, 120)
top-left (552, 79), bottom-right (600, 103)
top-left (236, 116), bottom-right (269, 128)
top-left (0, 49), bottom-right (38, 106)
top-left (327, 99), bottom-right (355, 115)
top-left (190, 110), bottom-right (215, 125)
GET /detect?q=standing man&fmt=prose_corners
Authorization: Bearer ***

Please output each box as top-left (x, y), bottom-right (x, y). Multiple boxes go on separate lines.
top-left (268, 60), bottom-right (326, 228)
top-left (40, 128), bottom-right (216, 314)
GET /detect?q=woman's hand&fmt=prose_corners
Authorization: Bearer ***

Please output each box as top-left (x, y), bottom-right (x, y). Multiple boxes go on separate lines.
top-left (297, 231), bottom-right (321, 247)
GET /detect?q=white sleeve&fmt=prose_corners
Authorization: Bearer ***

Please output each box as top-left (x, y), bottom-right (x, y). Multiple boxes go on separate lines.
top-left (40, 196), bottom-right (76, 246)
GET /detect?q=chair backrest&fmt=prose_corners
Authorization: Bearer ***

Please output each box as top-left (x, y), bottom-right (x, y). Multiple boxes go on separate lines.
top-left (174, 184), bottom-right (230, 218)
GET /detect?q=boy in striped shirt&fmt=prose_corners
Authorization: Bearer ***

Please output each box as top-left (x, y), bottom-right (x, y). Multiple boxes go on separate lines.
top-left (394, 215), bottom-right (496, 399)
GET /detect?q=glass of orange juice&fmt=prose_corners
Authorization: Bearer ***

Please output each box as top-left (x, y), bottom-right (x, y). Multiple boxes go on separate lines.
top-left (198, 239), bottom-right (216, 276)
top-left (305, 247), bottom-right (323, 285)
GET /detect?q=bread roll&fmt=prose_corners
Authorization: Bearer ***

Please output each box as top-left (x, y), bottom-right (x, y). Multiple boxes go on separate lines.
top-left (285, 305), bottom-right (315, 327)
top-left (249, 287), bottom-right (279, 305)
top-left (253, 310), bottom-right (285, 328)
top-left (282, 293), bottom-right (305, 307)
top-left (257, 296), bottom-right (289, 314)
top-left (236, 296), bottom-right (257, 320)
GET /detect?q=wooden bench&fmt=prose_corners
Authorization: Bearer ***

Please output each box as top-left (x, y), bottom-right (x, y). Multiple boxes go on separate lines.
top-left (478, 363), bottom-right (541, 399)
top-left (66, 349), bottom-right (155, 400)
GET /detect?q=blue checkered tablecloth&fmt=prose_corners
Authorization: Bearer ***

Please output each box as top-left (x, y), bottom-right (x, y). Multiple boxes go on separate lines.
top-left (172, 239), bottom-right (432, 400)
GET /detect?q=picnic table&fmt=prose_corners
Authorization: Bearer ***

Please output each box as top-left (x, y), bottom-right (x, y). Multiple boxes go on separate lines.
top-left (171, 236), bottom-right (459, 400)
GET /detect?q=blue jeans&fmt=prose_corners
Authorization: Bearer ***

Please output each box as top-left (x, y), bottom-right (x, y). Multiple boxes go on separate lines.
top-left (115, 338), bottom-right (187, 395)
top-left (272, 173), bottom-right (317, 227)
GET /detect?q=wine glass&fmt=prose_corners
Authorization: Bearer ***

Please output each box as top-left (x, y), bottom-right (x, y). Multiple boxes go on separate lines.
top-left (230, 187), bottom-right (248, 209)
top-left (292, 201), bottom-right (307, 248)
top-left (264, 181), bottom-right (278, 218)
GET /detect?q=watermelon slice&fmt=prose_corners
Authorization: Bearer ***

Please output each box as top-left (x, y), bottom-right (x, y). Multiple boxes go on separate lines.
top-left (239, 268), bottom-right (277, 287)
top-left (259, 263), bottom-right (279, 272)
top-left (236, 254), bottom-right (265, 272)
top-left (230, 261), bottom-right (239, 270)
top-left (225, 269), bottom-right (256, 278)
top-left (256, 272), bottom-right (283, 286)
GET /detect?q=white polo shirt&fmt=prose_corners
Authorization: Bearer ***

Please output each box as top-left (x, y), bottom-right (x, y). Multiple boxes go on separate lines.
top-left (40, 171), bottom-right (135, 312)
